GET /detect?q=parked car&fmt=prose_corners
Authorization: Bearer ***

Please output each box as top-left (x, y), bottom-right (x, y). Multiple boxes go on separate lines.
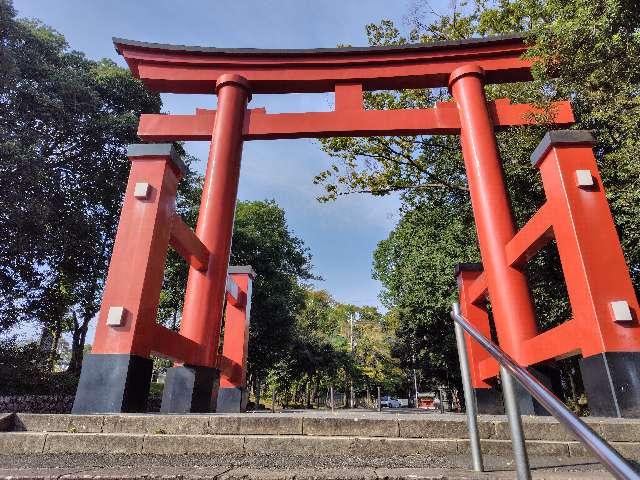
top-left (380, 395), bottom-right (401, 408)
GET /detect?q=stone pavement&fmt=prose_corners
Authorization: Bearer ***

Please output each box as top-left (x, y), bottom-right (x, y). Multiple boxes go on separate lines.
top-left (0, 454), bottom-right (615, 479)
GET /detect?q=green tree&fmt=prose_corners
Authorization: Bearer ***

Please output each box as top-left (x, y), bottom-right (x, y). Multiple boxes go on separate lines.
top-left (278, 288), bottom-right (404, 408)
top-left (231, 200), bottom-right (315, 386)
top-left (157, 198), bottom-right (316, 393)
top-left (0, 0), bottom-right (161, 373)
top-left (319, 0), bottom-right (640, 398)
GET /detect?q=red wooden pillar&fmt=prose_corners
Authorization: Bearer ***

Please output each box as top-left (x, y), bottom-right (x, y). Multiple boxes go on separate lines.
top-left (449, 65), bottom-right (539, 360)
top-left (217, 266), bottom-right (256, 412)
top-left (179, 74), bottom-right (251, 367)
top-left (532, 130), bottom-right (640, 417)
top-left (455, 264), bottom-right (503, 414)
top-left (159, 74), bottom-right (250, 413)
top-left (73, 144), bottom-right (185, 413)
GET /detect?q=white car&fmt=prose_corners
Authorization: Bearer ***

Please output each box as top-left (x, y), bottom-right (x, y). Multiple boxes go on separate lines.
top-left (380, 396), bottom-right (401, 408)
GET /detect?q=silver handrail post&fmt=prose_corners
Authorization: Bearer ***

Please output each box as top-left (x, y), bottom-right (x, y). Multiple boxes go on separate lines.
top-left (500, 365), bottom-right (531, 480)
top-left (451, 304), bottom-right (640, 480)
top-left (452, 303), bottom-right (484, 472)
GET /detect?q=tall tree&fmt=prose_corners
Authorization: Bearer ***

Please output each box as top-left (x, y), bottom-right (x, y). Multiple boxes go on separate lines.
top-left (0, 0), bottom-right (161, 372)
top-left (230, 200), bottom-right (315, 384)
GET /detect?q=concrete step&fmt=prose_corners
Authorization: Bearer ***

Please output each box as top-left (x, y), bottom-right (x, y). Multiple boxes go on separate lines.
top-left (1, 412), bottom-right (639, 460)
top-left (0, 431), bottom-right (606, 457)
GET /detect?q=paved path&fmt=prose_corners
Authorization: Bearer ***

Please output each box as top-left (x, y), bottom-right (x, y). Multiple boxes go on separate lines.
top-left (0, 453), bottom-right (613, 479)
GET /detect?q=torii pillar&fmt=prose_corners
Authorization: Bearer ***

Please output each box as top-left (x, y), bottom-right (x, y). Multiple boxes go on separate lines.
top-left (161, 74), bottom-right (251, 412)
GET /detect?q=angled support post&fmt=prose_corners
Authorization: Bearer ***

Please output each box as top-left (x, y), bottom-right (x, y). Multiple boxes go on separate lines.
top-left (455, 264), bottom-right (503, 414)
top-left (217, 266), bottom-right (256, 412)
top-left (73, 144), bottom-right (185, 413)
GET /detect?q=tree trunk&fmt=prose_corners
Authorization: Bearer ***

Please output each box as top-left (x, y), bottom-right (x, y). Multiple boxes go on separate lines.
top-left (255, 377), bottom-right (261, 409)
top-left (41, 319), bottom-right (63, 372)
top-left (67, 310), bottom-right (95, 375)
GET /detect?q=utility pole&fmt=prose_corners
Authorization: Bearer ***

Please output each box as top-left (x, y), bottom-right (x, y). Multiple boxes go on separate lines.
top-left (330, 384), bottom-right (334, 412)
top-left (349, 311), bottom-right (355, 409)
top-left (411, 336), bottom-right (420, 408)
top-left (412, 352), bottom-right (419, 409)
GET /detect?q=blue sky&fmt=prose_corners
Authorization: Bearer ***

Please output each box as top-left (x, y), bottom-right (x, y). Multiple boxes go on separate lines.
top-left (13, 0), bottom-right (448, 315)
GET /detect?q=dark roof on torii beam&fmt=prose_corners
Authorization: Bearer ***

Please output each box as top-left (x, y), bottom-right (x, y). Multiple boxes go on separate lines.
top-left (113, 34), bottom-right (532, 94)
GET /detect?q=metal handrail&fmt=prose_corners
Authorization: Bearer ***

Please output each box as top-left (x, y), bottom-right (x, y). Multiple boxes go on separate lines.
top-left (451, 303), bottom-right (640, 480)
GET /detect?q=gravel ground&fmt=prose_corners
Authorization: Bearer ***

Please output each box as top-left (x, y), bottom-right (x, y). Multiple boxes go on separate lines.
top-left (0, 453), bottom-right (610, 472)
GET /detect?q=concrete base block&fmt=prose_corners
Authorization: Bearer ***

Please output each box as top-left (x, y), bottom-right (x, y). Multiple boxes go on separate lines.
top-left (474, 388), bottom-right (504, 414)
top-left (511, 363), bottom-right (561, 416)
top-left (237, 415), bottom-right (303, 435)
top-left (14, 414), bottom-right (104, 433)
top-left (580, 351), bottom-right (640, 417)
top-left (160, 365), bottom-right (219, 413)
top-left (72, 353), bottom-right (152, 414)
top-left (142, 434), bottom-right (244, 455)
top-left (216, 387), bottom-right (248, 413)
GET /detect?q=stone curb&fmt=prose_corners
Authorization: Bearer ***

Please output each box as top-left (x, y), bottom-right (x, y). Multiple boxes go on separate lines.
top-left (10, 413), bottom-right (640, 442)
top-left (1, 431), bottom-right (632, 458)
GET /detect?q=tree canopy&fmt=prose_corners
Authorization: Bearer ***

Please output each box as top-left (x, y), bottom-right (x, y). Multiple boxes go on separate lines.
top-left (319, 0), bottom-right (640, 399)
top-left (0, 0), bottom-right (161, 373)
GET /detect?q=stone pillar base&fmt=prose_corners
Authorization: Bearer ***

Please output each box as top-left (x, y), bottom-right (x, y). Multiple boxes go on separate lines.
top-left (580, 352), bottom-right (640, 418)
top-left (161, 365), bottom-right (219, 413)
top-left (511, 363), bottom-right (561, 416)
top-left (72, 353), bottom-right (152, 413)
top-left (216, 387), bottom-right (248, 413)
top-left (474, 388), bottom-right (504, 414)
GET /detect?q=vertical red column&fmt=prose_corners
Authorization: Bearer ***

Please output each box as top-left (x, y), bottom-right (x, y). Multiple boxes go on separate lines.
top-left (73, 144), bottom-right (185, 413)
top-left (449, 65), bottom-right (538, 361)
top-left (217, 266), bottom-right (255, 412)
top-left (532, 130), bottom-right (640, 417)
top-left (455, 264), bottom-right (503, 414)
top-left (180, 74), bottom-right (251, 367)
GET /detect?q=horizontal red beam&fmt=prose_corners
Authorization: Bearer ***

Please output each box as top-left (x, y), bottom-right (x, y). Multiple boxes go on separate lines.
top-left (115, 35), bottom-right (531, 94)
top-left (477, 320), bottom-right (580, 381)
top-left (139, 99), bottom-right (574, 142)
top-left (216, 354), bottom-right (244, 385)
top-left (467, 272), bottom-right (488, 305)
top-left (151, 324), bottom-right (201, 364)
top-left (505, 202), bottom-right (554, 268)
top-left (521, 320), bottom-right (580, 365)
top-left (169, 215), bottom-right (209, 271)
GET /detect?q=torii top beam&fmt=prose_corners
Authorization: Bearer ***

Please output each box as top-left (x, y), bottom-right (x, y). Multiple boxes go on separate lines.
top-left (113, 35), bottom-right (532, 94)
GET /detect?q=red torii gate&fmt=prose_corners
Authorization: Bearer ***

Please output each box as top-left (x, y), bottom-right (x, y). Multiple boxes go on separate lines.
top-left (72, 34), bottom-right (640, 416)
